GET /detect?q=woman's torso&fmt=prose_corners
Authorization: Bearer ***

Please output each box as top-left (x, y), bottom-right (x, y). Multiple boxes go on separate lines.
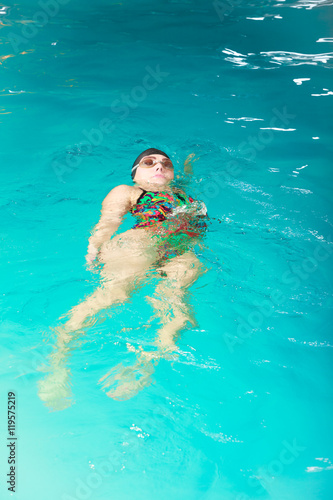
top-left (99, 186), bottom-right (208, 265)
top-left (130, 187), bottom-right (207, 237)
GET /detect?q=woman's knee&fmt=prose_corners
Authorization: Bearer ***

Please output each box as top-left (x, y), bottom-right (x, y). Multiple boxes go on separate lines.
top-left (162, 253), bottom-right (206, 286)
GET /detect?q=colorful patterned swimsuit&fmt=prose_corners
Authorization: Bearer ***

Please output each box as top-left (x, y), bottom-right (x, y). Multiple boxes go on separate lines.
top-left (130, 188), bottom-right (207, 258)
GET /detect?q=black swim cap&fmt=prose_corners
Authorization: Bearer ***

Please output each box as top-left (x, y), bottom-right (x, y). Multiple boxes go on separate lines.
top-left (131, 148), bottom-right (170, 180)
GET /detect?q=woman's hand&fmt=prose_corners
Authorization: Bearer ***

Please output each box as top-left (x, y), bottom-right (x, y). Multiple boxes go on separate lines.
top-left (85, 252), bottom-right (97, 264)
top-left (85, 245), bottom-right (100, 272)
top-left (184, 153), bottom-right (199, 175)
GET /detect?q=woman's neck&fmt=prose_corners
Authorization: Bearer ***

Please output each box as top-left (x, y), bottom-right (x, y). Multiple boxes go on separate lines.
top-left (135, 181), bottom-right (174, 193)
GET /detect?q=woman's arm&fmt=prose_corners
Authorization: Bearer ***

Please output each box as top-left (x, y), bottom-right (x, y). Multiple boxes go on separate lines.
top-left (174, 153), bottom-right (199, 190)
top-left (184, 153), bottom-right (198, 176)
top-left (86, 184), bottom-right (134, 263)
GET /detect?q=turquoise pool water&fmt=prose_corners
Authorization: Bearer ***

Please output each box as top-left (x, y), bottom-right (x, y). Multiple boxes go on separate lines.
top-left (1, 1), bottom-right (333, 499)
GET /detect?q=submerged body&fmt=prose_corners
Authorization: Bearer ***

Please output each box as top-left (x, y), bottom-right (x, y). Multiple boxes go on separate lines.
top-left (98, 183), bottom-right (208, 268)
top-left (38, 149), bottom-right (209, 406)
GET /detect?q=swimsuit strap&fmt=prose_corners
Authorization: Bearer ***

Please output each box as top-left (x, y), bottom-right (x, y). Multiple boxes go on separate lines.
top-left (134, 187), bottom-right (170, 206)
top-left (135, 188), bottom-right (148, 205)
top-left (174, 191), bottom-right (186, 203)
top-left (135, 188), bottom-right (186, 203)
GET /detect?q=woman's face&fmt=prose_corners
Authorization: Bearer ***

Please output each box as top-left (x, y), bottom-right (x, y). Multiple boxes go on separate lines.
top-left (133, 154), bottom-right (174, 187)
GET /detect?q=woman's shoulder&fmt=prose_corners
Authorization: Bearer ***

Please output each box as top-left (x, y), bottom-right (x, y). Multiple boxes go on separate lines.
top-left (172, 186), bottom-right (194, 202)
top-left (172, 187), bottom-right (208, 215)
top-left (172, 186), bottom-right (187, 196)
top-left (103, 184), bottom-right (142, 207)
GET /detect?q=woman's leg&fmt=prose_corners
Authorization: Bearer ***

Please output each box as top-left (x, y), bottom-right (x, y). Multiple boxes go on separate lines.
top-left (38, 229), bottom-right (158, 409)
top-left (99, 251), bottom-right (208, 401)
top-left (150, 250), bottom-right (208, 352)
top-left (62, 229), bottom-right (158, 332)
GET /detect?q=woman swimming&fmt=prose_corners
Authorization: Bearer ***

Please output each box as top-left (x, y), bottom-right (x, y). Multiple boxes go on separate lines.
top-left (38, 148), bottom-right (208, 407)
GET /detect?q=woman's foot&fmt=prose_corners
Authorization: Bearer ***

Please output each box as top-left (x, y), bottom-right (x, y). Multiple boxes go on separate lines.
top-left (38, 366), bottom-right (73, 411)
top-left (98, 355), bottom-right (156, 401)
top-left (106, 369), bottom-right (153, 400)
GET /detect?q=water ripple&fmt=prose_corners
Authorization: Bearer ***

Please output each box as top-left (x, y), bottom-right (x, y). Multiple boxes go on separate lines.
top-left (222, 48), bottom-right (333, 68)
top-left (290, 0), bottom-right (333, 9)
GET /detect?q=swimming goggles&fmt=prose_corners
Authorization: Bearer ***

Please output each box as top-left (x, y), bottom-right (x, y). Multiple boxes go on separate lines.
top-left (134, 157), bottom-right (174, 170)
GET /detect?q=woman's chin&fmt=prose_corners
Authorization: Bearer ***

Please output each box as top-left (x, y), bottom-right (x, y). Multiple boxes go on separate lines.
top-left (149, 177), bottom-right (171, 187)
top-left (136, 177), bottom-right (173, 190)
